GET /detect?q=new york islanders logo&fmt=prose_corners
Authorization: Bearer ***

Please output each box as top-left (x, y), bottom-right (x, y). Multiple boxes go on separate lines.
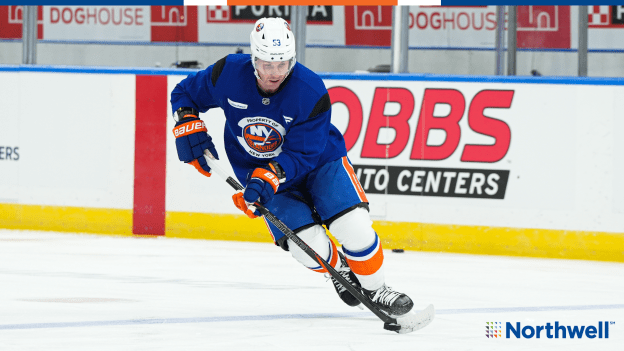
top-left (237, 117), bottom-right (286, 159)
top-left (243, 124), bottom-right (282, 152)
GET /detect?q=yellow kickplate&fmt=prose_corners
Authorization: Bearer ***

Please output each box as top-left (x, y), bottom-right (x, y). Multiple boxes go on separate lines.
top-left (0, 203), bottom-right (132, 236)
top-left (2, 203), bottom-right (622, 262)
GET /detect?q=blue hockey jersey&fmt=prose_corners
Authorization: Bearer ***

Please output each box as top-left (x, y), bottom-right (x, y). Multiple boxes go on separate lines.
top-left (170, 54), bottom-right (347, 189)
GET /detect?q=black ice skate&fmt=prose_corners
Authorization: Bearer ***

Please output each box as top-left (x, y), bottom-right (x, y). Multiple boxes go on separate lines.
top-left (328, 252), bottom-right (362, 307)
top-left (363, 285), bottom-right (414, 317)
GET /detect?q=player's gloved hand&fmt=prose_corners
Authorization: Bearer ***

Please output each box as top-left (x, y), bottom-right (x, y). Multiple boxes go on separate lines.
top-left (232, 162), bottom-right (285, 219)
top-left (172, 108), bottom-right (219, 177)
top-left (232, 192), bottom-right (260, 219)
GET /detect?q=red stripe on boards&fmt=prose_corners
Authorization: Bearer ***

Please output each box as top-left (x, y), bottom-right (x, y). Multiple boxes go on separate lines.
top-left (133, 75), bottom-right (167, 235)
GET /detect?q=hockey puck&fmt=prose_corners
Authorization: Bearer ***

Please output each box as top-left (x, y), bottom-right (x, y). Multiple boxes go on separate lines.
top-left (383, 322), bottom-right (401, 333)
top-left (392, 249), bottom-right (404, 253)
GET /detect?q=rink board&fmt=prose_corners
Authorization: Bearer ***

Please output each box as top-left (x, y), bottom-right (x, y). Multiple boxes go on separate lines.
top-left (0, 65), bottom-right (623, 262)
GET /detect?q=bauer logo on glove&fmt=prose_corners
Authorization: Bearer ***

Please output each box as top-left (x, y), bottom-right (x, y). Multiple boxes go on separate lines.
top-left (261, 171), bottom-right (280, 188)
top-left (173, 121), bottom-right (207, 138)
top-left (172, 113), bottom-right (219, 178)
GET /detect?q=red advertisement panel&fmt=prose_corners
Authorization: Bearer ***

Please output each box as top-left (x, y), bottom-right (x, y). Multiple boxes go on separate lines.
top-left (344, 6), bottom-right (392, 46)
top-left (0, 6), bottom-right (43, 40)
top-left (150, 6), bottom-right (197, 43)
top-left (517, 6), bottom-right (570, 49)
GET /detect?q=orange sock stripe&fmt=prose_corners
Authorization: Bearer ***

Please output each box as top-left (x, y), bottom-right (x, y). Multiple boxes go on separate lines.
top-left (310, 239), bottom-right (339, 273)
top-left (345, 244), bottom-right (384, 276)
top-left (341, 157), bottom-right (368, 203)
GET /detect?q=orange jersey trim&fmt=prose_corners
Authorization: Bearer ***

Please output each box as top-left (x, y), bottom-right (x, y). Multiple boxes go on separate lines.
top-left (263, 217), bottom-right (277, 242)
top-left (341, 156), bottom-right (368, 203)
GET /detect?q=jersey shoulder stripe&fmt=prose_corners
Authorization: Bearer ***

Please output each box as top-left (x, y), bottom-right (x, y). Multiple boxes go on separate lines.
top-left (211, 56), bottom-right (227, 87)
top-left (308, 93), bottom-right (331, 120)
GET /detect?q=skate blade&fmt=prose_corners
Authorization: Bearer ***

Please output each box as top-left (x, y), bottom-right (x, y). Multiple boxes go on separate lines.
top-left (384, 304), bottom-right (435, 334)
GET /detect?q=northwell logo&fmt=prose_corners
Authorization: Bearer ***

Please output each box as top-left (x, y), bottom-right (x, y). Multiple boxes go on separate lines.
top-left (486, 322), bottom-right (502, 338)
top-left (488, 321), bottom-right (614, 339)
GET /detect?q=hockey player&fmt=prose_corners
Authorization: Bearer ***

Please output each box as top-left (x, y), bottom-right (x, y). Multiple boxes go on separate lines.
top-left (170, 17), bottom-right (413, 317)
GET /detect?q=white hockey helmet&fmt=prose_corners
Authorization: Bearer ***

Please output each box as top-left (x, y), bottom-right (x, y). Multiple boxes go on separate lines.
top-left (250, 17), bottom-right (296, 78)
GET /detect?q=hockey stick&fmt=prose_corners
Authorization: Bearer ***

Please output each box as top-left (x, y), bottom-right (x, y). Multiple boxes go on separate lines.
top-left (203, 152), bottom-right (434, 334)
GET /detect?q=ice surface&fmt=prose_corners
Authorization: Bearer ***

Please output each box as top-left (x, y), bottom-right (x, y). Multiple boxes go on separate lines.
top-left (1, 229), bottom-right (623, 350)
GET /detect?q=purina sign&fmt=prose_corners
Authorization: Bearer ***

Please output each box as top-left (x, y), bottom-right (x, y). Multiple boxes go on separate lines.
top-left (588, 6), bottom-right (624, 27)
top-left (205, 6), bottom-right (333, 23)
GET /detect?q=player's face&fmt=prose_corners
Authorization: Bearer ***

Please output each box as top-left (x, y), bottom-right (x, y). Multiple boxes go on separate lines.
top-left (255, 59), bottom-right (290, 93)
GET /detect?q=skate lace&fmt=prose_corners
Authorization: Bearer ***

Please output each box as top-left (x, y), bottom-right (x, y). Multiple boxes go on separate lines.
top-left (368, 286), bottom-right (401, 306)
top-left (325, 267), bottom-right (352, 294)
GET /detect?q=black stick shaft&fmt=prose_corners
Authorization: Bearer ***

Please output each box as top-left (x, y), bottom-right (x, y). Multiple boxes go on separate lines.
top-left (218, 174), bottom-right (395, 325)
